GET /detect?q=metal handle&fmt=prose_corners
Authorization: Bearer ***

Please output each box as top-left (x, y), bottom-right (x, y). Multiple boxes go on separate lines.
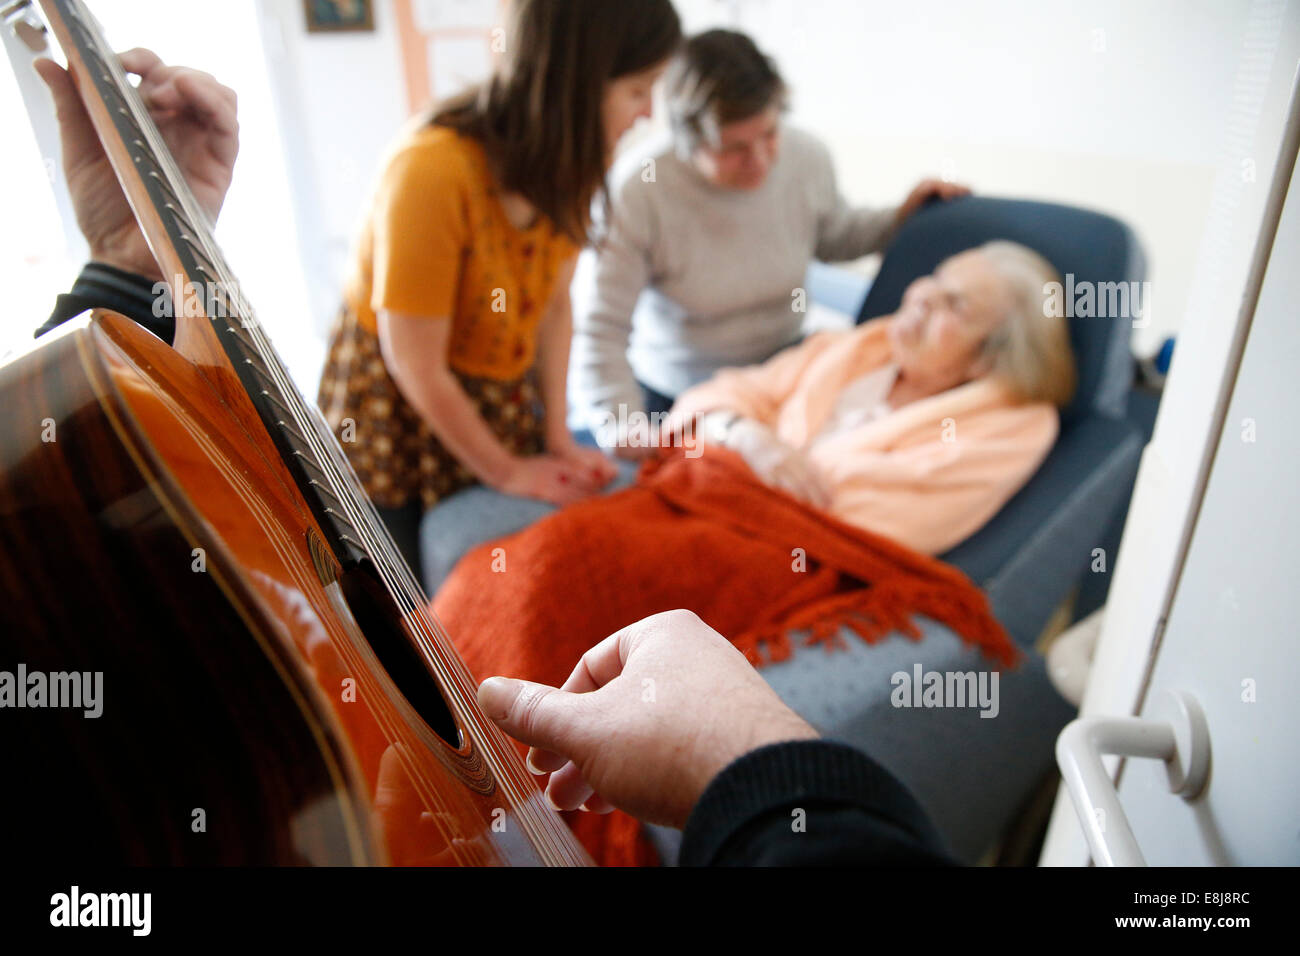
top-left (1055, 690), bottom-right (1211, 866)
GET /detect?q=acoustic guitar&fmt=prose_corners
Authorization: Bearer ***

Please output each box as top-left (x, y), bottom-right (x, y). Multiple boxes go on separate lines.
top-left (0, 0), bottom-right (590, 865)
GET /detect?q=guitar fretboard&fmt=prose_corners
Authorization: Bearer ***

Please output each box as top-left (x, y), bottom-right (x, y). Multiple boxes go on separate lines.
top-left (54, 0), bottom-right (371, 570)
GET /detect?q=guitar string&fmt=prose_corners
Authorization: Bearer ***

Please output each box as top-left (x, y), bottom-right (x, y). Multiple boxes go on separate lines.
top-left (74, 1), bottom-right (581, 862)
top-left (121, 66), bottom-right (572, 863)
top-left (61, 5), bottom-right (543, 868)
top-left (127, 37), bottom-right (585, 868)
top-left (69, 3), bottom-right (582, 864)
top-left (81, 39), bottom-right (512, 868)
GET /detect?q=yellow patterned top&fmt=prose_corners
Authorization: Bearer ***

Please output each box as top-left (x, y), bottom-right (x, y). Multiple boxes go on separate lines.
top-left (343, 124), bottom-right (579, 380)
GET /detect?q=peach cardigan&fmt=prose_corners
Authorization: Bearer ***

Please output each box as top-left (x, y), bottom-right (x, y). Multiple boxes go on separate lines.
top-left (666, 316), bottom-right (1059, 555)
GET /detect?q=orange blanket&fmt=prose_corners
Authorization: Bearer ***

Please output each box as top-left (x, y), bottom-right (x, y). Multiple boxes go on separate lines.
top-left (432, 446), bottom-right (1020, 866)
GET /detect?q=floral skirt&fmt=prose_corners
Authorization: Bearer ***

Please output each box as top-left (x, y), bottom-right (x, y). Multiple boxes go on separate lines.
top-left (316, 308), bottom-right (544, 509)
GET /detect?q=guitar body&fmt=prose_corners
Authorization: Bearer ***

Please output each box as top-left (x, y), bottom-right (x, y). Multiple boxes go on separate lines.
top-left (0, 312), bottom-right (562, 865)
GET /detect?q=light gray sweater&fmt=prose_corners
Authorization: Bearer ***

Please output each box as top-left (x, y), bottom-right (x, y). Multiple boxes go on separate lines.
top-left (568, 126), bottom-right (898, 436)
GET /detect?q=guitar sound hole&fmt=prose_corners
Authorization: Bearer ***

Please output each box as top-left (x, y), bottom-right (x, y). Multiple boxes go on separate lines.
top-left (339, 564), bottom-right (462, 749)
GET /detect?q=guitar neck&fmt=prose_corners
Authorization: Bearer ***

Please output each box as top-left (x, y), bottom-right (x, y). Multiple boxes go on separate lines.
top-left (38, 0), bottom-right (384, 571)
top-left (41, 0), bottom-right (233, 330)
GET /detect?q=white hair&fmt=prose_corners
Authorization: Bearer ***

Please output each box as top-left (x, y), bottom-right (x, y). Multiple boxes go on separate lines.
top-left (975, 240), bottom-right (1077, 408)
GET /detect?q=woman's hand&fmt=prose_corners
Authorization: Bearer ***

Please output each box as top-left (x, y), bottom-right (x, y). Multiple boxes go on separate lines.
top-left (895, 178), bottom-right (971, 227)
top-left (724, 419), bottom-right (831, 510)
top-left (35, 49), bottom-right (238, 279)
top-left (477, 609), bottom-right (820, 829)
top-left (548, 436), bottom-right (619, 488)
top-left (495, 453), bottom-right (606, 506)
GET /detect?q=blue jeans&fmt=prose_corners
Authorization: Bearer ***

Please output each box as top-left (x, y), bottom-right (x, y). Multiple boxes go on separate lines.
top-left (419, 458), bottom-right (640, 593)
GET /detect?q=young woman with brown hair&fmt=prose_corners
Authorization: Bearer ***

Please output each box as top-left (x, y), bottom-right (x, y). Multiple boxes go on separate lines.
top-left (317, 0), bottom-right (683, 575)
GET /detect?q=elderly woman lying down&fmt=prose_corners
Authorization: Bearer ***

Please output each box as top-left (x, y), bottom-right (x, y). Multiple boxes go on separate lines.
top-left (430, 239), bottom-right (1074, 864)
top-left (658, 239), bottom-right (1075, 553)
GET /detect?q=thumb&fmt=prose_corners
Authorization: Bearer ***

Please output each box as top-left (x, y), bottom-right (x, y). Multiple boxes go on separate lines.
top-left (34, 58), bottom-right (103, 166)
top-left (477, 677), bottom-right (583, 755)
top-left (34, 57), bottom-right (79, 115)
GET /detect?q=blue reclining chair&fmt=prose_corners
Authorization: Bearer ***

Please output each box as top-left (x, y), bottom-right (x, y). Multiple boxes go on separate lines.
top-left (424, 195), bottom-right (1148, 864)
top-left (866, 195), bottom-right (1146, 647)
top-left (645, 197), bottom-right (1148, 864)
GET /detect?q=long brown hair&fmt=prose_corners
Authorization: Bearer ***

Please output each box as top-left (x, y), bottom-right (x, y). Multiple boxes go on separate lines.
top-left (432, 0), bottom-right (682, 244)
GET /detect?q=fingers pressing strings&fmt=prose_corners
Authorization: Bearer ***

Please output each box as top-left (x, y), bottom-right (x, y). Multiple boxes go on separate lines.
top-left (118, 48), bottom-right (238, 154)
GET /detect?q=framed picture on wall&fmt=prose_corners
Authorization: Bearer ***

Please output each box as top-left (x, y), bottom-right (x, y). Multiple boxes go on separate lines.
top-left (304, 0), bottom-right (375, 33)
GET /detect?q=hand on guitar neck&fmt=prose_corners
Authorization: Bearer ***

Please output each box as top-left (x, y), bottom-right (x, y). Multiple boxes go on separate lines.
top-left (35, 48), bottom-right (238, 280)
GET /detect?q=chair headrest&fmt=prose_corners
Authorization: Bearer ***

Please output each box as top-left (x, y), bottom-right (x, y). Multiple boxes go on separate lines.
top-left (856, 196), bottom-right (1146, 422)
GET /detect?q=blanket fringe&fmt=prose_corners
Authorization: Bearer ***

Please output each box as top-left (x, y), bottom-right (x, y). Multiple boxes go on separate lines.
top-left (732, 580), bottom-right (1020, 670)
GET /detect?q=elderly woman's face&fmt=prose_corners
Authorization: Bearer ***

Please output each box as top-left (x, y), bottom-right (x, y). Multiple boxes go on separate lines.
top-left (692, 105), bottom-right (782, 190)
top-left (889, 250), bottom-right (1013, 384)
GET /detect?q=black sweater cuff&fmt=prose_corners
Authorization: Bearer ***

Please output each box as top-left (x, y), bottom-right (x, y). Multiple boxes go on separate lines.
top-left (36, 261), bottom-right (174, 343)
top-left (679, 739), bottom-right (956, 866)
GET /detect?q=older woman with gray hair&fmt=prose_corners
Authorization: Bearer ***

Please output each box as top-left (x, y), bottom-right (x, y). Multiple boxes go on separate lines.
top-left (661, 239), bottom-right (1076, 553)
top-left (569, 28), bottom-right (968, 454)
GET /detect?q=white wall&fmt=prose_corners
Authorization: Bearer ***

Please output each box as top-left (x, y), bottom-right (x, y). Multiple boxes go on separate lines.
top-left (669, 0), bottom-right (1296, 356)
top-left (0, 20), bottom-right (80, 364)
top-left (0, 0), bottom-right (323, 389)
top-left (256, 0), bottom-right (409, 341)
top-left (253, 0), bottom-right (496, 392)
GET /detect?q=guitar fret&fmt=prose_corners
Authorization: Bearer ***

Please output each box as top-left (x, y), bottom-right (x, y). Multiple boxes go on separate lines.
top-left (256, 384), bottom-right (299, 421)
top-left (238, 354), bottom-right (282, 391)
top-left (307, 478), bottom-right (349, 511)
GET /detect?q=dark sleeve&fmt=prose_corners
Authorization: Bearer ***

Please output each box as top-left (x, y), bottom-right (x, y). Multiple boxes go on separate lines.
top-left (36, 261), bottom-right (174, 344)
top-left (679, 739), bottom-right (957, 866)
